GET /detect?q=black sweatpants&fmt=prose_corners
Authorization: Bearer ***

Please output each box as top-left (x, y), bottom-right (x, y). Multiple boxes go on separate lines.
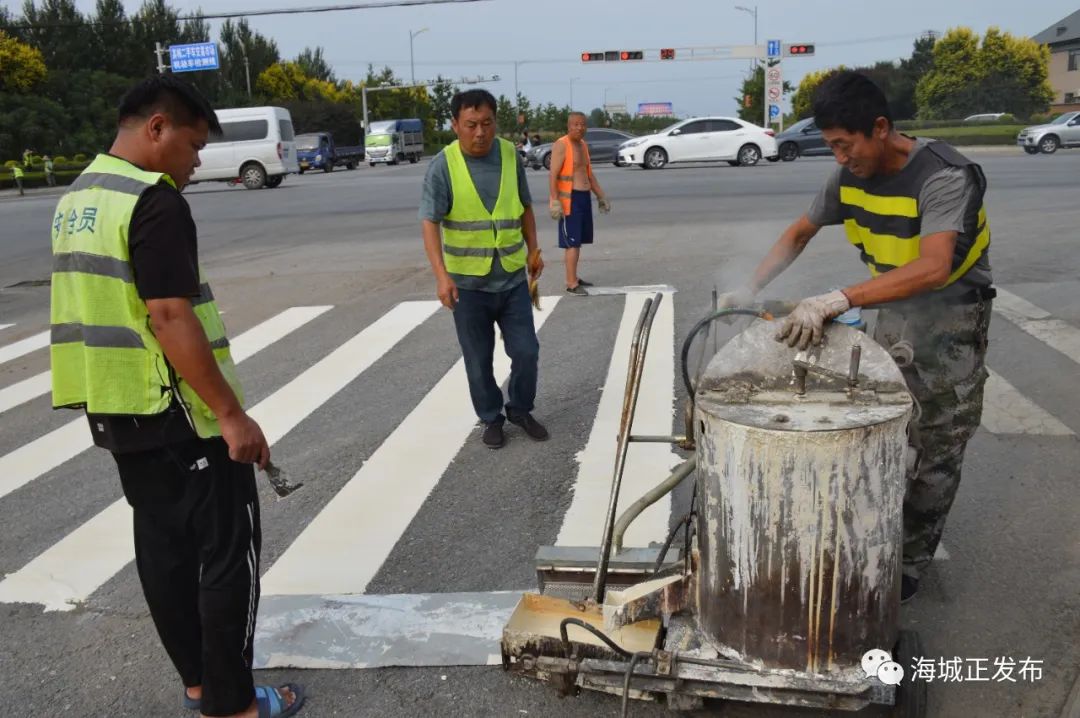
top-left (114, 436), bottom-right (261, 717)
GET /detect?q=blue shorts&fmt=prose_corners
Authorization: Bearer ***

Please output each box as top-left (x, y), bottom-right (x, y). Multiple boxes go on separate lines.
top-left (558, 190), bottom-right (594, 249)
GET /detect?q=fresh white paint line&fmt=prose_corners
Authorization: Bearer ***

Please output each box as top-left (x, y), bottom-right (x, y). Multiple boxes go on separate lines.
top-left (0, 373), bottom-right (52, 415)
top-left (255, 591), bottom-right (524, 669)
top-left (0, 307), bottom-right (334, 504)
top-left (0, 306), bottom-right (333, 417)
top-left (0, 331), bottom-right (49, 366)
top-left (555, 293), bottom-right (681, 548)
top-left (0, 324), bottom-right (13, 331)
top-left (260, 298), bottom-right (561, 597)
top-left (994, 289), bottom-right (1080, 364)
top-left (936, 543), bottom-right (950, 561)
top-left (0, 305), bottom-right (415, 611)
top-left (981, 369), bottom-right (1073, 436)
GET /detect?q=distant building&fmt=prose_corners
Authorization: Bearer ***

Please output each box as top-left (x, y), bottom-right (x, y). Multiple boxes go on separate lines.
top-left (1033, 10), bottom-right (1080, 112)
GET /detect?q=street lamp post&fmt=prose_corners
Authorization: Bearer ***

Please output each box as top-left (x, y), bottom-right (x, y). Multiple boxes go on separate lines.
top-left (409, 27), bottom-right (429, 85)
top-left (734, 5), bottom-right (758, 69)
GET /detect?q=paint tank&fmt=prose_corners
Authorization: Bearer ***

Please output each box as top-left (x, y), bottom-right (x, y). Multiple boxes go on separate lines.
top-left (693, 321), bottom-right (912, 675)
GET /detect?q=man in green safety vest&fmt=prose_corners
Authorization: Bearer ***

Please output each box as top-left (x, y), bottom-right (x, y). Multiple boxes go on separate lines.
top-left (420, 89), bottom-right (547, 449)
top-left (49, 76), bottom-right (304, 718)
top-left (722, 71), bottom-right (994, 605)
top-left (11, 164), bottom-right (24, 196)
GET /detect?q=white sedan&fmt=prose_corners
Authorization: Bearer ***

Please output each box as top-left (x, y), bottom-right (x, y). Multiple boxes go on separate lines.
top-left (617, 116), bottom-right (778, 169)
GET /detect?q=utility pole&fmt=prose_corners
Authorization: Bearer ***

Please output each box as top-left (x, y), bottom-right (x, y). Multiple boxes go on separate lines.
top-left (243, 51), bottom-right (252, 98)
top-left (734, 5), bottom-right (758, 70)
top-left (155, 42), bottom-right (169, 74)
top-left (409, 27), bottom-right (429, 85)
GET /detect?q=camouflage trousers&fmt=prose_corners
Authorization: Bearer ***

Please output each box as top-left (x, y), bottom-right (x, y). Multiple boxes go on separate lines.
top-left (873, 297), bottom-right (992, 579)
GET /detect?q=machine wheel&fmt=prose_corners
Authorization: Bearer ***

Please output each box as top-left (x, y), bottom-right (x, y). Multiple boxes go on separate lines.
top-left (1039, 135), bottom-right (1059, 154)
top-left (780, 142), bottom-right (800, 162)
top-left (891, 630), bottom-right (927, 718)
top-left (542, 152), bottom-right (552, 170)
top-left (726, 160), bottom-right (740, 167)
top-left (1023, 146), bottom-right (1039, 155)
top-left (346, 161), bottom-right (356, 170)
top-left (240, 162), bottom-right (267, 189)
top-left (643, 147), bottom-right (668, 169)
top-left (369, 162), bottom-right (376, 167)
top-left (393, 153), bottom-right (405, 165)
top-left (737, 143), bottom-right (762, 166)
top-left (298, 167), bottom-right (305, 174)
top-left (264, 175), bottom-right (283, 188)
top-left (408, 154), bottom-right (418, 164)
top-left (323, 163), bottom-right (332, 173)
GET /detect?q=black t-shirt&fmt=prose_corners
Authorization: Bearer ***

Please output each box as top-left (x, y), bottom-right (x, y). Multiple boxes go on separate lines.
top-left (86, 180), bottom-right (203, 453)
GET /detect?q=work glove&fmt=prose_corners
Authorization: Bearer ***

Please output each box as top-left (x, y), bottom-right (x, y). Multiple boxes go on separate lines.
top-left (549, 200), bottom-right (563, 221)
top-left (775, 290), bottom-right (851, 350)
top-left (527, 248), bottom-right (544, 310)
top-left (597, 197), bottom-right (612, 214)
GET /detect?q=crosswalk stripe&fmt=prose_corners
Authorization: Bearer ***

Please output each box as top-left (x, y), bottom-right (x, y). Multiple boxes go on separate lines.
top-left (0, 302), bottom-right (435, 611)
top-left (260, 297), bottom-right (561, 596)
top-left (0, 330), bottom-right (49, 366)
top-left (0, 373), bottom-right (52, 415)
top-left (995, 289), bottom-right (1080, 365)
top-left (555, 293), bottom-right (681, 548)
top-left (981, 369), bottom-right (1073, 436)
top-left (0, 323), bottom-right (13, 331)
top-left (0, 306), bottom-right (333, 504)
top-left (0, 306), bottom-right (335, 416)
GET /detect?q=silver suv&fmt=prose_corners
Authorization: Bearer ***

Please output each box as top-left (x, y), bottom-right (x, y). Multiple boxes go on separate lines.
top-left (1017, 111), bottom-right (1080, 154)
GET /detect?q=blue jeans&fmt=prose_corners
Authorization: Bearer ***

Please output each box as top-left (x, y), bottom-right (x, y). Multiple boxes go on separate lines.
top-left (452, 282), bottom-right (539, 424)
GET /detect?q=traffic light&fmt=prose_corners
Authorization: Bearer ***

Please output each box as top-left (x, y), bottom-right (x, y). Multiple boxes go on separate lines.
top-left (581, 52), bottom-right (604, 62)
top-left (660, 48), bottom-right (676, 60)
top-left (604, 50), bottom-right (620, 62)
top-left (620, 50), bottom-right (644, 61)
top-left (744, 94), bottom-right (752, 108)
top-left (784, 43), bottom-right (815, 56)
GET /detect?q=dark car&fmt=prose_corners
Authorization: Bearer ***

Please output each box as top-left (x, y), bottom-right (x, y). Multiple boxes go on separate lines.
top-left (773, 117), bottom-right (830, 162)
top-left (526, 128), bottom-right (635, 170)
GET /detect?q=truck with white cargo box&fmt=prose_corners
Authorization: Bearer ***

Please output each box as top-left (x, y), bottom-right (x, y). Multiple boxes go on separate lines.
top-left (364, 118), bottom-right (424, 165)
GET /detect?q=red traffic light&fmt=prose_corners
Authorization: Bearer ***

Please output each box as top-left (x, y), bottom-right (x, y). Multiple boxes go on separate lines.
top-left (660, 48), bottom-right (676, 60)
top-left (620, 50), bottom-right (644, 61)
top-left (784, 43), bottom-right (815, 56)
top-left (581, 52), bottom-right (604, 62)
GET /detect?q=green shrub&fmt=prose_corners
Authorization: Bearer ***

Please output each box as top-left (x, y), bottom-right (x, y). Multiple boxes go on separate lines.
top-left (73, 153), bottom-right (88, 163)
top-left (52, 155), bottom-right (67, 164)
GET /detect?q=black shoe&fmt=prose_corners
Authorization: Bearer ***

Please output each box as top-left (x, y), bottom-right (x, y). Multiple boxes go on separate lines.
top-left (900, 575), bottom-right (919, 604)
top-left (507, 412), bottom-right (550, 441)
top-left (565, 285), bottom-right (588, 296)
top-left (482, 420), bottom-right (505, 449)
top-left (577, 278), bottom-right (594, 287)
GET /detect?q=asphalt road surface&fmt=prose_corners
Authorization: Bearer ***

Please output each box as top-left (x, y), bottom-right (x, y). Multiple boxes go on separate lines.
top-left (1, 148), bottom-right (1078, 718)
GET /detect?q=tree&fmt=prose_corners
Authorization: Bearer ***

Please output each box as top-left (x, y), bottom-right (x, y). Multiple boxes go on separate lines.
top-left (735, 61), bottom-right (792, 124)
top-left (916, 27), bottom-right (1052, 120)
top-left (361, 65), bottom-right (433, 133)
top-left (0, 29), bottom-right (47, 92)
top-left (495, 93), bottom-right (515, 133)
top-left (430, 75), bottom-right (457, 130)
top-left (17, 0), bottom-right (95, 72)
top-left (89, 0), bottom-right (138, 78)
top-left (893, 34), bottom-right (936, 120)
top-left (587, 107), bottom-right (607, 127)
top-left (790, 68), bottom-right (838, 120)
top-left (296, 46), bottom-right (335, 83)
top-left (217, 18), bottom-right (280, 105)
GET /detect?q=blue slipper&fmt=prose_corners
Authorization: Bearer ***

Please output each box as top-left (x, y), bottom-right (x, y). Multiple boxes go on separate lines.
top-left (255, 683), bottom-right (305, 717)
top-left (181, 688), bottom-right (200, 710)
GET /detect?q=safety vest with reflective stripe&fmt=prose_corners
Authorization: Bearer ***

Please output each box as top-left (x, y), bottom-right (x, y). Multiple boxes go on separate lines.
top-left (49, 153), bottom-right (243, 439)
top-left (553, 135), bottom-right (592, 216)
top-left (837, 140), bottom-right (992, 290)
top-left (12, 165), bottom-right (24, 179)
top-left (441, 138), bottom-right (527, 276)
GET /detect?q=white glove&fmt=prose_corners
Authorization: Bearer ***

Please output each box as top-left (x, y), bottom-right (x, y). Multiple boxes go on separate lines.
top-left (775, 290), bottom-right (851, 350)
top-left (549, 200), bottom-right (563, 221)
top-left (597, 197), bottom-right (611, 214)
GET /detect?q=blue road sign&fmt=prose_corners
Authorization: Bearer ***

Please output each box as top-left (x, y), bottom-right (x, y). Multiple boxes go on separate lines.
top-left (169, 42), bottom-right (219, 73)
top-left (767, 39), bottom-right (781, 58)
top-left (769, 104), bottom-right (781, 119)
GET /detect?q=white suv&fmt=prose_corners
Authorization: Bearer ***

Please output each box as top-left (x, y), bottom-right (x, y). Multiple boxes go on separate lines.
top-left (617, 117), bottom-right (778, 169)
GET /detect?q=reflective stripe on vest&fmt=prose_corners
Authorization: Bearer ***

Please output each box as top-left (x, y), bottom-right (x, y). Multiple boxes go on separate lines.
top-left (837, 143), bottom-right (990, 288)
top-left (440, 138), bottom-right (527, 276)
top-left (49, 153), bottom-right (243, 438)
top-left (554, 136), bottom-right (591, 216)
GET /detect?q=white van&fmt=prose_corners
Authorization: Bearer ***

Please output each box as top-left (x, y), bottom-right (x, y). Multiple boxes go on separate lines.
top-left (191, 106), bottom-right (299, 189)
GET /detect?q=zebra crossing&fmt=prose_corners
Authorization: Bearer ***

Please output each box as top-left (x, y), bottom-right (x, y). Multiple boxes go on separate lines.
top-left (0, 287), bottom-right (1077, 632)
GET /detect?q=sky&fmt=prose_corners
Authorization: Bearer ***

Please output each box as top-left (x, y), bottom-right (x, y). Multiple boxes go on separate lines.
top-left (53, 0), bottom-right (1080, 117)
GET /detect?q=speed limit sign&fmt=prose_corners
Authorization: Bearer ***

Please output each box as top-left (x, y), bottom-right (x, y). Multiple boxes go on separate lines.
top-left (767, 68), bottom-right (781, 83)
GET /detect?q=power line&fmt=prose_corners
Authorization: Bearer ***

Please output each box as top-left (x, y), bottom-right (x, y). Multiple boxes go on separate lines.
top-left (6, 0), bottom-right (489, 30)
